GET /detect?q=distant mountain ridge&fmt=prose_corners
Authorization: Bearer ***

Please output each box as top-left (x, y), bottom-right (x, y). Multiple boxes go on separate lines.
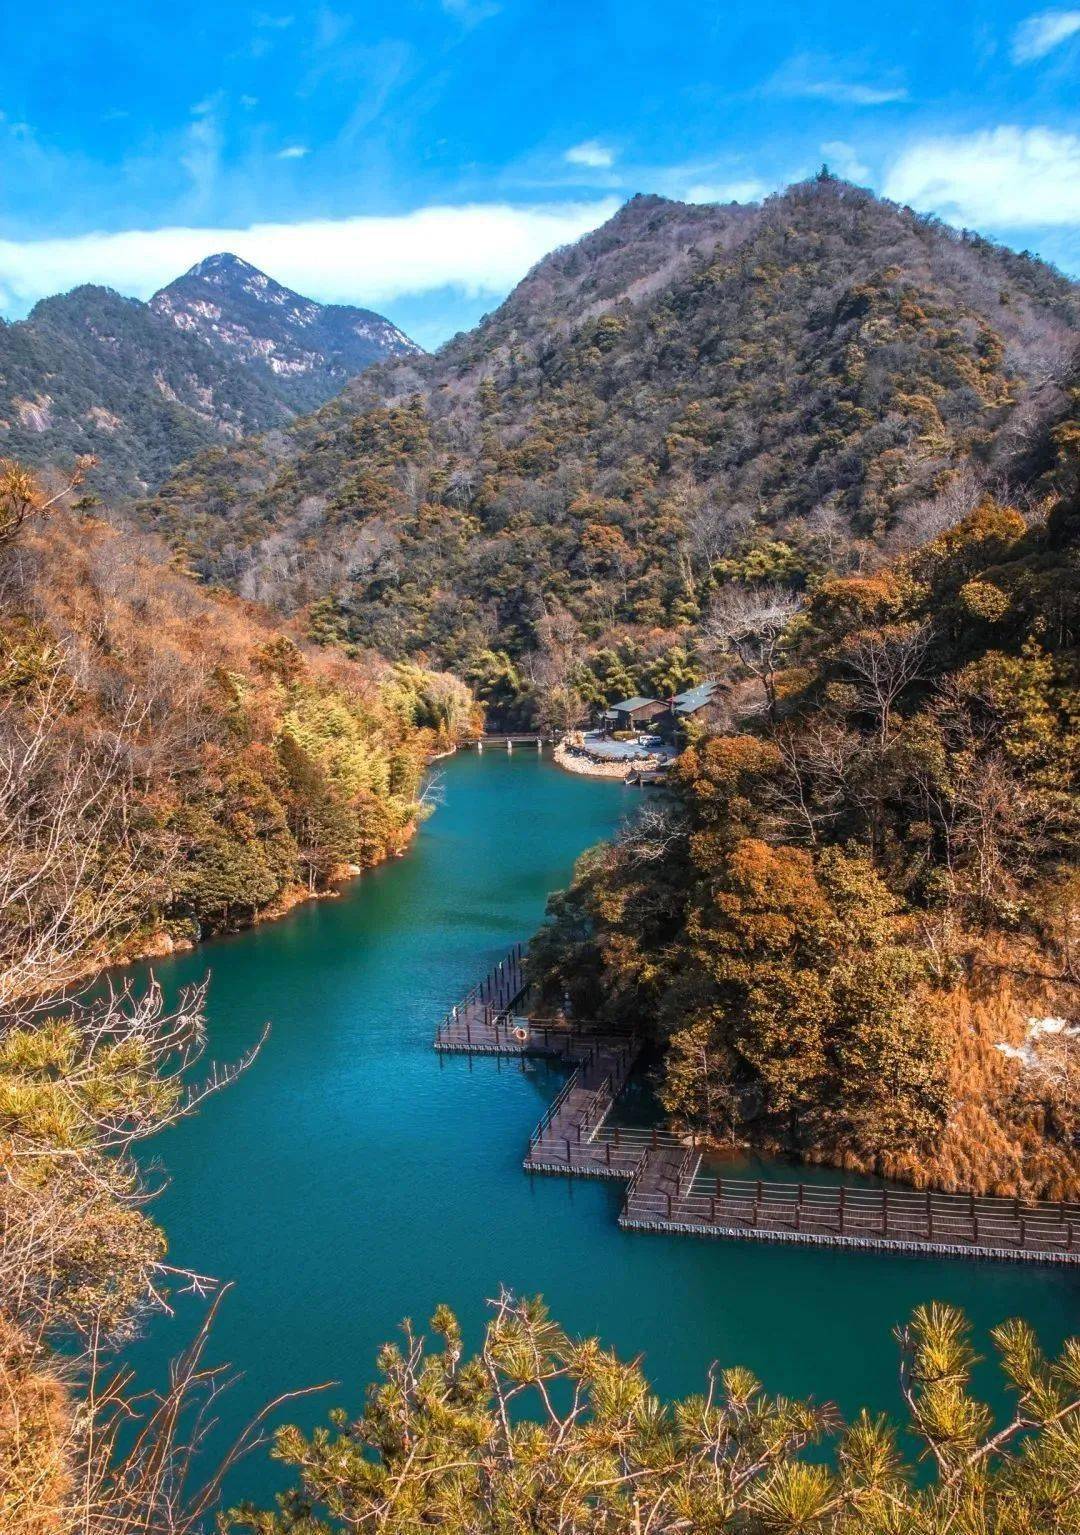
top-left (0, 258), bottom-right (420, 498)
top-left (150, 253), bottom-right (420, 412)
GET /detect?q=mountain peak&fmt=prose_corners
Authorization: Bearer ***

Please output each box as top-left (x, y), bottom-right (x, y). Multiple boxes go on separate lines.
top-left (149, 255), bottom-right (421, 413)
top-left (185, 252), bottom-right (263, 280)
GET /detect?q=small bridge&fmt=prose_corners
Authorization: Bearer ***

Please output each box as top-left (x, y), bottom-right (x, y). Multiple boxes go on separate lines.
top-left (435, 949), bottom-right (1080, 1266)
top-left (465, 734), bottom-right (551, 752)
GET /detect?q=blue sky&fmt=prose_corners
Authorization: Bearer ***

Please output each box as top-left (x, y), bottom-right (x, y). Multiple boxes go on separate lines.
top-left (0, 1), bottom-right (1077, 347)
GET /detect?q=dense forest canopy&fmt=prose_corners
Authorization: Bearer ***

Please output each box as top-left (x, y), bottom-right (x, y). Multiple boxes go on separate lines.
top-left (529, 399), bottom-right (1080, 1198)
top-left (141, 177), bottom-right (1079, 725)
top-left (0, 472), bottom-right (479, 957)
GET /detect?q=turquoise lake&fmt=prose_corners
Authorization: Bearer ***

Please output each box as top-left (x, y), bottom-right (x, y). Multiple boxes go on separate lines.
top-left (125, 749), bottom-right (1079, 1509)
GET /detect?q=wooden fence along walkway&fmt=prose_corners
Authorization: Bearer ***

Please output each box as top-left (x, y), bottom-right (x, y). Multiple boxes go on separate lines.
top-left (435, 949), bottom-right (1080, 1266)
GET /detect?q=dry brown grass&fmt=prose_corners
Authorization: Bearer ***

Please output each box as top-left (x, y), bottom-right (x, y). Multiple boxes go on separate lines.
top-left (0, 1319), bottom-right (72, 1535)
top-left (882, 940), bottom-right (1080, 1199)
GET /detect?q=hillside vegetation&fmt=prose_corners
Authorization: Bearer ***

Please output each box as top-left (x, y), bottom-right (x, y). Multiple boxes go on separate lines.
top-left (142, 177), bottom-right (1079, 724)
top-left (530, 406), bottom-right (1080, 1198)
top-left (0, 286), bottom-right (291, 502)
top-left (0, 463), bottom-right (477, 972)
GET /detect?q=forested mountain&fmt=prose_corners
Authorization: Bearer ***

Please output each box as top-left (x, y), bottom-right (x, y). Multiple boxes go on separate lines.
top-left (141, 176), bottom-right (1079, 724)
top-left (530, 398), bottom-right (1080, 1199)
top-left (150, 252), bottom-right (421, 412)
top-left (0, 263), bottom-right (419, 500)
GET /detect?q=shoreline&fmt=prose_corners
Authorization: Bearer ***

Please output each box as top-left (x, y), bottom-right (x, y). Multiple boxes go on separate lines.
top-left (552, 738), bottom-right (672, 782)
top-left (91, 736), bottom-right (466, 982)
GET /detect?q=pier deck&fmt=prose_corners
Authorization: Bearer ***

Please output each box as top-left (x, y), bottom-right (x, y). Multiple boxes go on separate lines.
top-left (437, 948), bottom-right (1080, 1266)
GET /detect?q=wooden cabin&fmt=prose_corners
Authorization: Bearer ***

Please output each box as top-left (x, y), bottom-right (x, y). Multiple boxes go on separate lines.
top-left (601, 696), bottom-right (667, 733)
top-left (655, 681), bottom-right (721, 742)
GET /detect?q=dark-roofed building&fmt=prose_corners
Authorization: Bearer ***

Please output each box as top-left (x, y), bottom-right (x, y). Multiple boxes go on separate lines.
top-left (601, 696), bottom-right (667, 733)
top-left (656, 680), bottom-right (723, 742)
top-left (672, 680), bottom-right (719, 717)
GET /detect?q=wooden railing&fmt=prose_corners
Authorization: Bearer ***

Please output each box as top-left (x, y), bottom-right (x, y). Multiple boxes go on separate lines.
top-left (528, 1070), bottom-right (582, 1148)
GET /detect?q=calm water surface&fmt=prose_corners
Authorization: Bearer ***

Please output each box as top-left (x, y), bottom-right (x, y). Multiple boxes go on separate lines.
top-left (126, 751), bottom-right (1078, 1506)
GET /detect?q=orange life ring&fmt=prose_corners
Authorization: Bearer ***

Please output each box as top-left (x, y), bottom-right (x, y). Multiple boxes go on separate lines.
top-left (512, 1025), bottom-right (528, 1043)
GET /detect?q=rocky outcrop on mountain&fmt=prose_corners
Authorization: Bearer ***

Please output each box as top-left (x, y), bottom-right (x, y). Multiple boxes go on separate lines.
top-left (150, 253), bottom-right (421, 412)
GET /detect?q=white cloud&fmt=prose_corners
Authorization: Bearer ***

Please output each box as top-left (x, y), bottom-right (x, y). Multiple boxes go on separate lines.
top-left (883, 125), bottom-right (1080, 227)
top-left (820, 140), bottom-right (871, 183)
top-left (277, 145), bottom-right (310, 159)
top-left (1012, 9), bottom-right (1080, 62)
top-left (804, 81), bottom-right (906, 105)
top-left (770, 55), bottom-right (907, 106)
top-left (565, 140), bottom-right (616, 169)
top-left (0, 200), bottom-right (620, 315)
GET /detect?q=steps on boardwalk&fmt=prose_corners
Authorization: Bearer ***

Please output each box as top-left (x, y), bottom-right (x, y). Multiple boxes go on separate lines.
top-left (524, 1033), bottom-right (641, 1176)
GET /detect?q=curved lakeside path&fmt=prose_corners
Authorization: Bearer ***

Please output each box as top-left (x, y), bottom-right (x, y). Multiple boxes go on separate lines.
top-left (124, 751), bottom-right (1079, 1510)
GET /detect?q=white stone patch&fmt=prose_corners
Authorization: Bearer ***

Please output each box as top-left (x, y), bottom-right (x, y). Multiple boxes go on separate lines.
top-left (16, 395), bottom-right (53, 431)
top-left (997, 1015), bottom-right (1079, 1068)
top-left (152, 372), bottom-right (180, 403)
top-left (87, 405), bottom-right (123, 433)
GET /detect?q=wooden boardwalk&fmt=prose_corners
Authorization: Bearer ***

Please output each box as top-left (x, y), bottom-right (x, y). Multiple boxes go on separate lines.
top-left (436, 949), bottom-right (1080, 1266)
top-left (524, 1031), bottom-right (642, 1177)
top-left (621, 1173), bottom-right (1080, 1264)
top-left (434, 943), bottom-right (529, 1053)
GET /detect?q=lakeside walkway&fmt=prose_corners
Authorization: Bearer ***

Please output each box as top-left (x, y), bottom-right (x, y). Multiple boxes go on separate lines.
top-left (435, 948), bottom-right (1080, 1266)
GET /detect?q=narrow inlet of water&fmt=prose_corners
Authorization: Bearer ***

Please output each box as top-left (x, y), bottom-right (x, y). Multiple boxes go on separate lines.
top-left (123, 750), bottom-right (1079, 1508)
